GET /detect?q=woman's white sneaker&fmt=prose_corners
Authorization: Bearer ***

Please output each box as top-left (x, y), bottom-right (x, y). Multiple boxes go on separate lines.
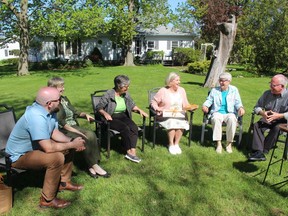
top-left (168, 145), bottom-right (177, 155)
top-left (174, 144), bottom-right (182, 154)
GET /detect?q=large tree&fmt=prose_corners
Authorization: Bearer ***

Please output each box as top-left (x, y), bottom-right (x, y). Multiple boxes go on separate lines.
top-left (176, 0), bottom-right (246, 87)
top-left (0, 0), bottom-right (107, 75)
top-left (32, 0), bottom-right (108, 41)
top-left (106, 0), bottom-right (171, 66)
top-left (0, 0), bottom-right (36, 75)
top-left (237, 0), bottom-right (288, 74)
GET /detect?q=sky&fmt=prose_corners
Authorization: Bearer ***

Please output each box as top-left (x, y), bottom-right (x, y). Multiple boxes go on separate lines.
top-left (168, 0), bottom-right (186, 12)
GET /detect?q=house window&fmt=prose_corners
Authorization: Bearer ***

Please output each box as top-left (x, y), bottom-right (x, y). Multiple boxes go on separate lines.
top-left (4, 50), bottom-right (8, 57)
top-left (55, 39), bottom-right (80, 57)
top-left (112, 42), bottom-right (117, 50)
top-left (167, 41), bottom-right (171, 50)
top-left (66, 41), bottom-right (71, 55)
top-left (147, 41), bottom-right (155, 51)
top-left (135, 39), bottom-right (141, 55)
top-left (172, 41), bottom-right (179, 48)
top-left (59, 42), bottom-right (64, 55)
top-left (72, 40), bottom-right (78, 55)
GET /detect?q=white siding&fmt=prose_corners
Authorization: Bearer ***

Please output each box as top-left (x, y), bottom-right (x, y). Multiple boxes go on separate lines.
top-left (0, 42), bottom-right (20, 60)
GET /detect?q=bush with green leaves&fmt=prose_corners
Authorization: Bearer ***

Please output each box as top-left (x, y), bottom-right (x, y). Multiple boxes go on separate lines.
top-left (1, 58), bottom-right (19, 65)
top-left (173, 48), bottom-right (201, 66)
top-left (187, 60), bottom-right (211, 75)
top-left (146, 51), bottom-right (164, 60)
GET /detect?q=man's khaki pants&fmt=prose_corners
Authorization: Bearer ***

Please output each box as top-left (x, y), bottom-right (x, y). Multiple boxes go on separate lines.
top-left (12, 150), bottom-right (73, 201)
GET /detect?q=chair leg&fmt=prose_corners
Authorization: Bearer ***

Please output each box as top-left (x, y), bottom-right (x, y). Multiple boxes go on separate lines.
top-left (262, 147), bottom-right (276, 184)
top-left (142, 124), bottom-right (145, 152)
top-left (152, 122), bottom-right (156, 149)
top-left (279, 135), bottom-right (288, 175)
top-left (188, 112), bottom-right (193, 147)
top-left (200, 123), bottom-right (206, 144)
top-left (107, 124), bottom-right (111, 158)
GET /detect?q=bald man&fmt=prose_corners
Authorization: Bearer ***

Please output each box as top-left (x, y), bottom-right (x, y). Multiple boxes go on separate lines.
top-left (249, 74), bottom-right (288, 161)
top-left (6, 87), bottom-right (86, 209)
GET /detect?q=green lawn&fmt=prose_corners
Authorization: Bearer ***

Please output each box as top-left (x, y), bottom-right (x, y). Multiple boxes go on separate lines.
top-left (1, 65), bottom-right (287, 216)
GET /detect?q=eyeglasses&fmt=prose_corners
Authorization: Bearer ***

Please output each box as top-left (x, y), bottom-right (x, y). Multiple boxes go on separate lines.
top-left (269, 82), bottom-right (282, 88)
top-left (121, 85), bottom-right (129, 89)
top-left (219, 79), bottom-right (229, 83)
top-left (46, 98), bottom-right (60, 104)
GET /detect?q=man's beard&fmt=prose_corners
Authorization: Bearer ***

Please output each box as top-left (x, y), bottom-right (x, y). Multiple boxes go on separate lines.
top-left (51, 106), bottom-right (60, 113)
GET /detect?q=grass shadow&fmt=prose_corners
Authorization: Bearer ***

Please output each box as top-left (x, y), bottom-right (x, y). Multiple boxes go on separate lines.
top-left (233, 161), bottom-right (260, 173)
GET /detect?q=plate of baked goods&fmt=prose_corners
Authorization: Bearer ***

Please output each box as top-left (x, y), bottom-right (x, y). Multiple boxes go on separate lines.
top-left (183, 104), bottom-right (199, 111)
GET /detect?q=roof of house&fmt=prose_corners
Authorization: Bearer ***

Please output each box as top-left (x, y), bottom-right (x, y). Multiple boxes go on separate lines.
top-left (142, 25), bottom-right (193, 36)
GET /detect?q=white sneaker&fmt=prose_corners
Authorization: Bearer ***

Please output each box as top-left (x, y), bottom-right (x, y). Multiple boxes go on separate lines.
top-left (168, 145), bottom-right (177, 155)
top-left (226, 144), bottom-right (233, 153)
top-left (174, 144), bottom-right (182, 154)
top-left (216, 145), bottom-right (222, 154)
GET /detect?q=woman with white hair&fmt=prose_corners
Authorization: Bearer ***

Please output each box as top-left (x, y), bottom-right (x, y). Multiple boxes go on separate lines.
top-left (151, 72), bottom-right (195, 155)
top-left (202, 72), bottom-right (245, 153)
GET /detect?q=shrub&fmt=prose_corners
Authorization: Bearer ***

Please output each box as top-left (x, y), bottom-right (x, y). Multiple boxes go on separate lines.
top-left (146, 51), bottom-right (164, 60)
top-left (1, 58), bottom-right (19, 65)
top-left (173, 48), bottom-right (201, 66)
top-left (187, 60), bottom-right (211, 75)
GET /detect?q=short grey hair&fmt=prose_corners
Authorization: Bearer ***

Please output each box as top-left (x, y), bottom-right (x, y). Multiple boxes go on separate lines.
top-left (273, 74), bottom-right (288, 88)
top-left (219, 72), bottom-right (232, 81)
top-left (165, 72), bottom-right (180, 86)
top-left (47, 76), bottom-right (65, 87)
top-left (114, 75), bottom-right (130, 89)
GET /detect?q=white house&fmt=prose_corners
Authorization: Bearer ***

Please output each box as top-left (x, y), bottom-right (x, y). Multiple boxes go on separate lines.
top-left (135, 26), bottom-right (195, 61)
top-left (0, 34), bottom-right (20, 60)
top-left (0, 26), bottom-right (196, 63)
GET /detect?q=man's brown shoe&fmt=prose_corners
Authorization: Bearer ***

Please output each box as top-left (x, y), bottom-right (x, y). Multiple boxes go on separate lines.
top-left (59, 181), bottom-right (84, 191)
top-left (39, 196), bottom-right (71, 209)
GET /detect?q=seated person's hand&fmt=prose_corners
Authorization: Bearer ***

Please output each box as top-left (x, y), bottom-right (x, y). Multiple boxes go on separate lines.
top-left (202, 106), bottom-right (209, 113)
top-left (238, 107), bottom-right (245, 116)
top-left (72, 137), bottom-right (86, 151)
top-left (139, 110), bottom-right (149, 118)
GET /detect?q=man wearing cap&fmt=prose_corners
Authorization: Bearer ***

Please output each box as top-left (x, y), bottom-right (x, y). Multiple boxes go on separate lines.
top-left (5, 87), bottom-right (86, 209)
top-left (202, 72), bottom-right (245, 154)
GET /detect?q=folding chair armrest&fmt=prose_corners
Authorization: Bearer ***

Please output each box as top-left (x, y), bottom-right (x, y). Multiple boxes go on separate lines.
top-left (4, 152), bottom-right (12, 171)
top-left (238, 115), bottom-right (243, 125)
top-left (148, 105), bottom-right (157, 117)
top-left (202, 112), bottom-right (210, 123)
top-left (142, 116), bottom-right (146, 126)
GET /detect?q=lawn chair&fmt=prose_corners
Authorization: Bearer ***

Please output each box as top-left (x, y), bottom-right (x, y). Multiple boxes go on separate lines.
top-left (90, 90), bottom-right (146, 158)
top-left (200, 109), bottom-right (243, 147)
top-left (249, 111), bottom-right (288, 185)
top-left (0, 104), bottom-right (26, 186)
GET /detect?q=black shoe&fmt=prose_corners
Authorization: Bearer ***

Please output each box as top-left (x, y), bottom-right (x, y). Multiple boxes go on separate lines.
top-left (88, 171), bottom-right (98, 179)
top-left (97, 172), bottom-right (111, 178)
top-left (248, 151), bottom-right (266, 162)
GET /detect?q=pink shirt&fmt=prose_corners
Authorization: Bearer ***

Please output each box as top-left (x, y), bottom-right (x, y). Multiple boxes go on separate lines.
top-left (151, 86), bottom-right (189, 114)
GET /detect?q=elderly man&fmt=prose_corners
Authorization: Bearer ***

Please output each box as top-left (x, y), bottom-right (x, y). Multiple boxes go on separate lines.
top-left (202, 72), bottom-right (245, 154)
top-left (248, 74), bottom-right (288, 161)
top-left (5, 87), bottom-right (86, 209)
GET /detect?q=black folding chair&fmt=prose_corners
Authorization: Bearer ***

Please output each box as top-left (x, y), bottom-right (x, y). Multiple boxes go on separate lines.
top-left (200, 110), bottom-right (243, 147)
top-left (91, 90), bottom-right (146, 158)
top-left (262, 124), bottom-right (288, 186)
top-left (0, 104), bottom-right (26, 186)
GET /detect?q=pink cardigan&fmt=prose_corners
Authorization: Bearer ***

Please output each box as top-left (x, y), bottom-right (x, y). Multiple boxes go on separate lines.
top-left (150, 86), bottom-right (189, 113)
